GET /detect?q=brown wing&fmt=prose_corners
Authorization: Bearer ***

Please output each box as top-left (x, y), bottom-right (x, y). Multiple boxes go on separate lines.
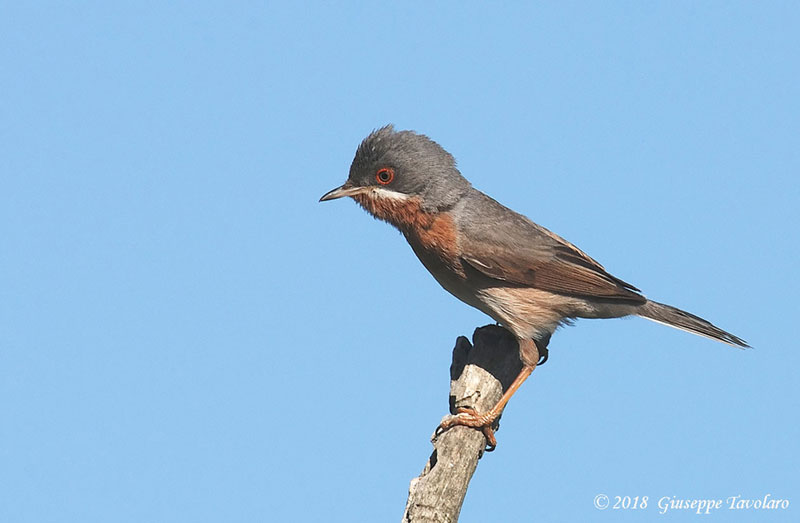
top-left (459, 194), bottom-right (646, 303)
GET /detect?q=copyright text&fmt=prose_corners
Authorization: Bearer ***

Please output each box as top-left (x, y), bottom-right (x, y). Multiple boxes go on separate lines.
top-left (593, 494), bottom-right (789, 514)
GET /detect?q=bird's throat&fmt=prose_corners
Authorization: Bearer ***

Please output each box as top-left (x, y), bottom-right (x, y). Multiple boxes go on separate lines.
top-left (352, 192), bottom-right (436, 232)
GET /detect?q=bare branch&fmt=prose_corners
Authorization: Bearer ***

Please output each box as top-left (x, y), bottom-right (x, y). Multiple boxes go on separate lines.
top-left (403, 325), bottom-right (523, 522)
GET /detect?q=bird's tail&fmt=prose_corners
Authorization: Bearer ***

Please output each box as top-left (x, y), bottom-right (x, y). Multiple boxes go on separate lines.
top-left (638, 300), bottom-right (749, 348)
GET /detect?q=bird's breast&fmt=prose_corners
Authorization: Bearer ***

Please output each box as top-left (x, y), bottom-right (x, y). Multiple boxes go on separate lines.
top-left (405, 213), bottom-right (461, 263)
top-left (353, 192), bottom-right (462, 265)
top-left (355, 191), bottom-right (479, 306)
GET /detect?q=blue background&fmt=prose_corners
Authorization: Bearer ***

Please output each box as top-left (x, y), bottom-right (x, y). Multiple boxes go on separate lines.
top-left (2, 2), bottom-right (798, 522)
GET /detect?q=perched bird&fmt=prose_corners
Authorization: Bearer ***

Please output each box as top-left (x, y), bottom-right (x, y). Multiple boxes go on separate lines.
top-left (320, 125), bottom-right (748, 449)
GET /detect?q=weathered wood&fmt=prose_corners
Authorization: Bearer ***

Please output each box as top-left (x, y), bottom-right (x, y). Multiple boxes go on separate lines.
top-left (402, 325), bottom-right (524, 523)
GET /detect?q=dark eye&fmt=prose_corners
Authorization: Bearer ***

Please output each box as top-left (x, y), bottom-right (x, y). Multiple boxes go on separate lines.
top-left (376, 167), bottom-right (394, 185)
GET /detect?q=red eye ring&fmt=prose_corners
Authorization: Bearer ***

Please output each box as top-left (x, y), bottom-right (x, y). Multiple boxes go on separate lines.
top-left (376, 167), bottom-right (394, 185)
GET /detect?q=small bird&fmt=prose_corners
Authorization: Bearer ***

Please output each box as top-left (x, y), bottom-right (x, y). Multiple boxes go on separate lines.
top-left (320, 125), bottom-right (748, 449)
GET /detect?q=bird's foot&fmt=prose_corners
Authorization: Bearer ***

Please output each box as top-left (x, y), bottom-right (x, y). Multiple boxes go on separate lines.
top-left (436, 407), bottom-right (499, 451)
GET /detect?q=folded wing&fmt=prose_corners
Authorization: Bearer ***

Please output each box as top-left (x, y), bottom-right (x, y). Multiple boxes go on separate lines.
top-left (458, 194), bottom-right (646, 303)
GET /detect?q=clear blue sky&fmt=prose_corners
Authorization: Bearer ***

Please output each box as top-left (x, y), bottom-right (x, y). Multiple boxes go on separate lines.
top-left (2, 3), bottom-right (798, 522)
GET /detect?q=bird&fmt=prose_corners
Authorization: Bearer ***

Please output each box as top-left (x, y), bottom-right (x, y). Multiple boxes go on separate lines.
top-left (320, 125), bottom-right (748, 450)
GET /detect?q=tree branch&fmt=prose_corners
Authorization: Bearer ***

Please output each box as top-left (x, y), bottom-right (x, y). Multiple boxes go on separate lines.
top-left (402, 325), bottom-right (523, 522)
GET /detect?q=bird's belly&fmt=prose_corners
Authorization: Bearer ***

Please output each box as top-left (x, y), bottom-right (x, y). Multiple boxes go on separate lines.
top-left (474, 286), bottom-right (576, 339)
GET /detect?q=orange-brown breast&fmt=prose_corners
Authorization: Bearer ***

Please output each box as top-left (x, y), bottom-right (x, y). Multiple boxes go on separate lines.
top-left (353, 192), bottom-right (463, 274)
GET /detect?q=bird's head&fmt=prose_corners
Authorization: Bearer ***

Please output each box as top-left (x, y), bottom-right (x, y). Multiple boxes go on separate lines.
top-left (320, 126), bottom-right (472, 222)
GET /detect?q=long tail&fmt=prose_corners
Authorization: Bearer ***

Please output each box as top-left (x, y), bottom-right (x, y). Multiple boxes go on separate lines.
top-left (638, 300), bottom-right (750, 348)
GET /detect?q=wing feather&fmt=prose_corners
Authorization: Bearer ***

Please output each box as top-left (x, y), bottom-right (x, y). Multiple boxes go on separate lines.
top-left (458, 194), bottom-right (645, 303)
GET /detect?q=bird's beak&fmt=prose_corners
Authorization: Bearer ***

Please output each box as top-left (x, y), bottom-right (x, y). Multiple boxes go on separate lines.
top-left (319, 183), bottom-right (365, 202)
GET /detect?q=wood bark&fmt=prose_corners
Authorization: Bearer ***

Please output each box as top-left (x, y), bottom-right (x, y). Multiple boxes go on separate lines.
top-left (402, 325), bottom-right (524, 523)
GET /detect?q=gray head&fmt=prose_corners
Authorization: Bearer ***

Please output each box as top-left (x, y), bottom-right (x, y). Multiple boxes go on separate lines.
top-left (320, 125), bottom-right (472, 212)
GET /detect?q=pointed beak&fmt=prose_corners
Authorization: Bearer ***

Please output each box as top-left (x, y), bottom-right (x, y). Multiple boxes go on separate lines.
top-left (319, 183), bottom-right (365, 202)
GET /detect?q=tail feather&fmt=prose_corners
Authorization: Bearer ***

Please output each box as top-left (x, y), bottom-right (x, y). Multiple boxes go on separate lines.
top-left (638, 300), bottom-right (750, 348)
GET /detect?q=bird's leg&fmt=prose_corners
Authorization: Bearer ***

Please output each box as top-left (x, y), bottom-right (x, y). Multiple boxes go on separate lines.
top-left (437, 338), bottom-right (539, 451)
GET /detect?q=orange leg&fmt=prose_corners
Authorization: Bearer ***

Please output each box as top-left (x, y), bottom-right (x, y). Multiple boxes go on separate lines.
top-left (437, 363), bottom-right (535, 451)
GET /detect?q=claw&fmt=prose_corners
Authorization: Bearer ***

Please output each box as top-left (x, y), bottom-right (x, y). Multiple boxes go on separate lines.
top-left (434, 363), bottom-right (536, 453)
top-left (436, 407), bottom-right (498, 452)
top-left (480, 426), bottom-right (497, 452)
top-left (537, 345), bottom-right (549, 366)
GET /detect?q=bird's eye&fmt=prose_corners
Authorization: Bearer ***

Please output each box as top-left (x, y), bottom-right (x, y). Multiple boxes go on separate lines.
top-left (376, 167), bottom-right (394, 185)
